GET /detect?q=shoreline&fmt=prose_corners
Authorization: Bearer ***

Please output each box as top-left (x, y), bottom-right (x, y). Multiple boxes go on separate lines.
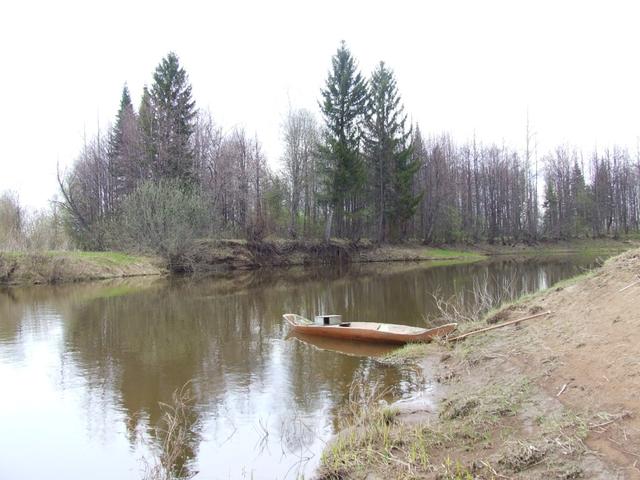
top-left (1, 237), bottom-right (637, 287)
top-left (0, 251), bottom-right (165, 286)
top-left (318, 247), bottom-right (640, 479)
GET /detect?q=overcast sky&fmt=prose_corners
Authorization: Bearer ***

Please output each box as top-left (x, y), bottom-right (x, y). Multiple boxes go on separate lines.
top-left (2, 0), bottom-right (639, 209)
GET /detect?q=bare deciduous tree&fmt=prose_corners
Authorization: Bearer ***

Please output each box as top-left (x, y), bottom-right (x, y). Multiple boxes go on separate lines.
top-left (282, 108), bottom-right (319, 238)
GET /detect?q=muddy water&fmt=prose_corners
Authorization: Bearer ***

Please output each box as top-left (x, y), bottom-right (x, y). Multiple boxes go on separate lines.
top-left (0, 255), bottom-right (602, 479)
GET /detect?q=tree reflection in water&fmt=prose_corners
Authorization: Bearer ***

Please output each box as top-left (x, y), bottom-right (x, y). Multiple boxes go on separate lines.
top-left (0, 254), bottom-right (601, 479)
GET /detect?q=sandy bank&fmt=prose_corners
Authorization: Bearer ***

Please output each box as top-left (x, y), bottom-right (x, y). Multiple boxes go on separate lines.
top-left (319, 248), bottom-right (640, 479)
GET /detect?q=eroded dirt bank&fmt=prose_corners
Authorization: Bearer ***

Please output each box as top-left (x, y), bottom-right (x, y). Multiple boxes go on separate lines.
top-left (0, 241), bottom-right (483, 285)
top-left (319, 248), bottom-right (640, 479)
top-left (183, 239), bottom-right (484, 271)
top-left (184, 237), bottom-right (638, 271)
top-left (3, 237), bottom-right (637, 286)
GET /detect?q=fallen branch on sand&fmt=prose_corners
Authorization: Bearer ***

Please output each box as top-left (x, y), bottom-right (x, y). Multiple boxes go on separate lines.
top-left (448, 311), bottom-right (552, 342)
top-left (556, 383), bottom-right (568, 397)
top-left (588, 411), bottom-right (631, 431)
top-left (618, 275), bottom-right (640, 293)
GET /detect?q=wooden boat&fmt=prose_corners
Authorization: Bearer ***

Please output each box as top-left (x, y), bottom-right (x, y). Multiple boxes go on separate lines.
top-left (283, 314), bottom-right (457, 345)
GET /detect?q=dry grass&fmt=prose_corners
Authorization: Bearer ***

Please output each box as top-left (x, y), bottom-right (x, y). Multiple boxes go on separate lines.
top-left (317, 377), bottom-right (534, 479)
top-left (0, 250), bottom-right (161, 285)
top-left (317, 356), bottom-right (605, 479)
top-left (142, 383), bottom-right (198, 480)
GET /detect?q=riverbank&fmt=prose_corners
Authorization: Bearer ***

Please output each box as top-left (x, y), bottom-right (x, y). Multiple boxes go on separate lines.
top-left (319, 247), bottom-right (640, 479)
top-left (2, 236), bottom-right (637, 286)
top-left (183, 238), bottom-right (486, 271)
top-left (0, 241), bottom-right (484, 286)
top-left (187, 237), bottom-right (638, 271)
top-left (0, 251), bottom-right (164, 285)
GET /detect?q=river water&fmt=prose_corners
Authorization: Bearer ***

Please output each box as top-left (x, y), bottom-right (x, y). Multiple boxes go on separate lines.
top-left (0, 255), bottom-right (602, 479)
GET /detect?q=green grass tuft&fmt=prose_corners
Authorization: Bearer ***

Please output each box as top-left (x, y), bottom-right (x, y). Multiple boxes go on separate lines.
top-left (422, 247), bottom-right (485, 260)
top-left (54, 250), bottom-right (151, 266)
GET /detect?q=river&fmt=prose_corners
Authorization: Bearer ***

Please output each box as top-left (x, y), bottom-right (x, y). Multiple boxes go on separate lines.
top-left (0, 254), bottom-right (603, 479)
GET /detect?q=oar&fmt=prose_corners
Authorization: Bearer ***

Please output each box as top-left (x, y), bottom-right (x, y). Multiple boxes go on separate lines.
top-left (448, 310), bottom-right (552, 342)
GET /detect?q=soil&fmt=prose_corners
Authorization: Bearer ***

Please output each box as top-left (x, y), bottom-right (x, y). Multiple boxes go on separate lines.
top-left (184, 239), bottom-right (485, 272)
top-left (319, 247), bottom-right (640, 479)
top-left (3, 236), bottom-right (636, 285)
top-left (424, 248), bottom-right (640, 479)
top-left (506, 248), bottom-right (640, 478)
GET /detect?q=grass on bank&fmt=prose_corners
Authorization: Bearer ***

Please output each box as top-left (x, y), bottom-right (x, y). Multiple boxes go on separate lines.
top-left (58, 250), bottom-right (153, 266)
top-left (2, 235), bottom-right (631, 287)
top-left (1, 250), bottom-right (152, 265)
top-left (0, 250), bottom-right (161, 285)
top-left (420, 247), bottom-right (485, 260)
top-left (317, 375), bottom-right (586, 479)
top-left (480, 235), bottom-right (639, 256)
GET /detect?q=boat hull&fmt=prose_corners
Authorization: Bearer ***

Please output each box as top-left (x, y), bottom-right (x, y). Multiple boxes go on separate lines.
top-left (287, 331), bottom-right (397, 357)
top-left (283, 314), bottom-right (457, 345)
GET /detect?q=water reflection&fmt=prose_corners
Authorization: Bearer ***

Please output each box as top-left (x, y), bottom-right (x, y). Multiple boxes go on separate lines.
top-left (287, 331), bottom-right (398, 357)
top-left (0, 255), bottom-right (600, 479)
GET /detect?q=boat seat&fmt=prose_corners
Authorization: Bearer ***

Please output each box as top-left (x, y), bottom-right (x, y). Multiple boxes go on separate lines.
top-left (296, 315), bottom-right (314, 325)
top-left (377, 324), bottom-right (425, 334)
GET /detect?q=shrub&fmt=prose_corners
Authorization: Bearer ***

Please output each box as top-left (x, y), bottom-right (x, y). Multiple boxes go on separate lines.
top-left (0, 191), bottom-right (70, 251)
top-left (111, 180), bottom-right (207, 269)
top-left (0, 191), bottom-right (25, 250)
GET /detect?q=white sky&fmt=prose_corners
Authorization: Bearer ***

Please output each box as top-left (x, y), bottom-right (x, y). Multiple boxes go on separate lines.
top-left (1, 0), bottom-right (639, 209)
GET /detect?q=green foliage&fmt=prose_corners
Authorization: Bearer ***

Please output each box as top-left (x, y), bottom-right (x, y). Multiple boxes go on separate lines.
top-left (139, 85), bottom-right (155, 170)
top-left (149, 52), bottom-right (197, 184)
top-left (543, 181), bottom-right (559, 238)
top-left (66, 250), bottom-right (150, 266)
top-left (390, 137), bottom-right (421, 241)
top-left (319, 42), bottom-right (368, 238)
top-left (109, 84), bottom-right (134, 163)
top-left (109, 84), bottom-right (144, 203)
top-left (571, 161), bottom-right (591, 237)
top-left (56, 48), bottom-right (640, 248)
top-left (439, 205), bottom-right (464, 243)
top-left (364, 61), bottom-right (418, 242)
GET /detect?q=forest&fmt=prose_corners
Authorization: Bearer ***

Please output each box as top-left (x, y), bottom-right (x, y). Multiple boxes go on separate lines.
top-left (2, 43), bottom-right (639, 260)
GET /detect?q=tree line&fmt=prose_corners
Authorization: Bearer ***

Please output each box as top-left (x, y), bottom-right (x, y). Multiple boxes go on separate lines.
top-left (0, 191), bottom-right (68, 251)
top-left (51, 44), bottom-right (639, 259)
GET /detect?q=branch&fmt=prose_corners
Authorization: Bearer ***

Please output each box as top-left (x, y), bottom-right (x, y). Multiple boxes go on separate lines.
top-left (448, 311), bottom-right (552, 342)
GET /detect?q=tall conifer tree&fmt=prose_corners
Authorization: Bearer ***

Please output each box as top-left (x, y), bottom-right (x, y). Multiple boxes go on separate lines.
top-left (109, 84), bottom-right (134, 161)
top-left (149, 52), bottom-right (197, 184)
top-left (319, 41), bottom-right (368, 239)
top-left (364, 62), bottom-right (419, 242)
top-left (138, 85), bottom-right (155, 176)
top-left (108, 84), bottom-right (142, 203)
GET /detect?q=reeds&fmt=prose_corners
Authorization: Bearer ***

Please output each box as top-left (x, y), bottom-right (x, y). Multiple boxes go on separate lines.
top-left (142, 382), bottom-right (197, 480)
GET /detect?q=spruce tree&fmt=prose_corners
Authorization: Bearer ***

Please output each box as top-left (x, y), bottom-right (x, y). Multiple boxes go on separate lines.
top-left (391, 130), bottom-right (421, 241)
top-left (109, 84), bottom-right (134, 161)
top-left (543, 181), bottom-right (559, 238)
top-left (570, 160), bottom-right (589, 236)
top-left (149, 52), bottom-right (197, 184)
top-left (108, 84), bottom-right (141, 203)
top-left (138, 85), bottom-right (155, 177)
top-left (363, 62), bottom-right (420, 242)
top-left (319, 41), bottom-right (368, 239)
